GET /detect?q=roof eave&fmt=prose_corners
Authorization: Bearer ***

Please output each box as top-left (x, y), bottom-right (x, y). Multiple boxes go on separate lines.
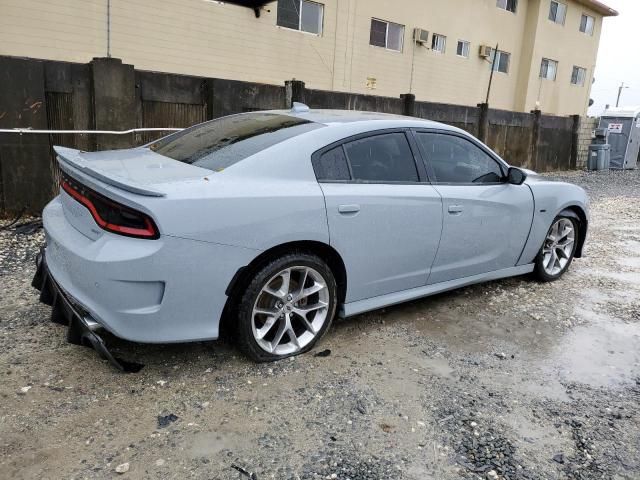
top-left (576, 0), bottom-right (619, 17)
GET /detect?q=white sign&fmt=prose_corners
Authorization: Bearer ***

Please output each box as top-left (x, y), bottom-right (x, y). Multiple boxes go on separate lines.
top-left (608, 123), bottom-right (624, 134)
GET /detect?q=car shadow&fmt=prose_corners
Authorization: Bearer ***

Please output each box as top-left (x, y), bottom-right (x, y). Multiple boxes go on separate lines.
top-left (89, 274), bottom-right (535, 374)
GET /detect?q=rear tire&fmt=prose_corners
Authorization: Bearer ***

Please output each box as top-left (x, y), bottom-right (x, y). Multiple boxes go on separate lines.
top-left (236, 252), bottom-right (337, 362)
top-left (534, 215), bottom-right (579, 282)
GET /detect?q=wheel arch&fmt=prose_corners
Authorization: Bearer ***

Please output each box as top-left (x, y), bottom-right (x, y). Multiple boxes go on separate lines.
top-left (219, 240), bottom-right (347, 335)
top-left (558, 205), bottom-right (588, 258)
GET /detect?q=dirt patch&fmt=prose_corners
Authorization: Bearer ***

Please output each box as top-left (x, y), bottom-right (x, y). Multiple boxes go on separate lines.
top-left (1, 171), bottom-right (640, 479)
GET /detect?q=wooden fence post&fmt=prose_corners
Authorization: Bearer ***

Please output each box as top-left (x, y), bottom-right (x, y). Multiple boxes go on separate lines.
top-left (90, 57), bottom-right (136, 150)
top-left (204, 79), bottom-right (215, 120)
top-left (570, 114), bottom-right (580, 170)
top-left (477, 103), bottom-right (489, 143)
top-left (530, 109), bottom-right (542, 171)
top-left (400, 93), bottom-right (416, 117)
top-left (285, 80), bottom-right (306, 108)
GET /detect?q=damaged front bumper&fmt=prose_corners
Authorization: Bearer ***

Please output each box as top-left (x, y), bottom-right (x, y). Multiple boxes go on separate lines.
top-left (32, 249), bottom-right (142, 372)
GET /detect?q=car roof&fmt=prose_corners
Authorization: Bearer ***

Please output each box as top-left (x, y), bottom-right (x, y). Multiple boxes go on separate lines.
top-left (265, 108), bottom-right (460, 132)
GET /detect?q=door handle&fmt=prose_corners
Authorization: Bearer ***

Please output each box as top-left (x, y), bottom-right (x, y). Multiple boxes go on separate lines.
top-left (338, 204), bottom-right (360, 215)
top-left (448, 205), bottom-right (464, 214)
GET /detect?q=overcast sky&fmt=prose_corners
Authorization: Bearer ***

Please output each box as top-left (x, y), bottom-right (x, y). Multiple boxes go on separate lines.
top-left (589, 0), bottom-right (640, 115)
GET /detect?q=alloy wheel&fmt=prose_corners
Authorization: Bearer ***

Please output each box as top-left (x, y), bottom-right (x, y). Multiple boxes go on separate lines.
top-left (251, 266), bottom-right (330, 356)
top-left (542, 218), bottom-right (575, 276)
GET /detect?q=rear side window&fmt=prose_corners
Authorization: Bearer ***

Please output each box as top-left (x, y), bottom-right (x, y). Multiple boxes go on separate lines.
top-left (416, 133), bottom-right (504, 184)
top-left (313, 146), bottom-right (351, 181)
top-left (343, 133), bottom-right (419, 182)
top-left (148, 113), bottom-right (324, 171)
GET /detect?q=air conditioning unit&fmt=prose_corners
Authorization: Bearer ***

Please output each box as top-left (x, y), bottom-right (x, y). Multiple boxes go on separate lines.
top-left (479, 45), bottom-right (493, 58)
top-left (413, 28), bottom-right (429, 45)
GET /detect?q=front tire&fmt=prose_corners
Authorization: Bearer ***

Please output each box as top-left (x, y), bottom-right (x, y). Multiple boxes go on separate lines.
top-left (236, 253), bottom-right (337, 362)
top-left (534, 215), bottom-right (578, 282)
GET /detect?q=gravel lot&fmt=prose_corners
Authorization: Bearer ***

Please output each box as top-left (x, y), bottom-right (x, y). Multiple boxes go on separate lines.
top-left (1, 170), bottom-right (639, 480)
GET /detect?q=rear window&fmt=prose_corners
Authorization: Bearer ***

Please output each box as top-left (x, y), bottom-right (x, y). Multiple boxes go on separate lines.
top-left (148, 113), bottom-right (324, 171)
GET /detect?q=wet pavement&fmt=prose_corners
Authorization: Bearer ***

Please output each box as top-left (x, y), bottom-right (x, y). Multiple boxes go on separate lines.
top-left (1, 169), bottom-right (639, 479)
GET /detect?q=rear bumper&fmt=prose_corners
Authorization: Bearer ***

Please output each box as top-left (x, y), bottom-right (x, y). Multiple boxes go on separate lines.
top-left (40, 196), bottom-right (257, 344)
top-left (32, 250), bottom-right (142, 372)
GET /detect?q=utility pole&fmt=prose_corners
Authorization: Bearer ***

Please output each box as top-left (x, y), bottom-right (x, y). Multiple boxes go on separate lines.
top-left (616, 82), bottom-right (629, 107)
top-left (485, 43), bottom-right (499, 105)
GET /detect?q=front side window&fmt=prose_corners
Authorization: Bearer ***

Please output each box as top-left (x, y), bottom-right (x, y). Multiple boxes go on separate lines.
top-left (457, 40), bottom-right (470, 58)
top-left (540, 58), bottom-right (558, 80)
top-left (343, 133), bottom-right (419, 182)
top-left (416, 133), bottom-right (504, 184)
top-left (490, 49), bottom-right (511, 73)
top-left (277, 0), bottom-right (324, 35)
top-left (571, 66), bottom-right (587, 86)
top-left (432, 34), bottom-right (447, 53)
top-left (579, 14), bottom-right (595, 35)
top-left (149, 113), bottom-right (324, 171)
top-left (370, 18), bottom-right (405, 52)
top-left (549, 1), bottom-right (567, 24)
top-left (497, 0), bottom-right (518, 13)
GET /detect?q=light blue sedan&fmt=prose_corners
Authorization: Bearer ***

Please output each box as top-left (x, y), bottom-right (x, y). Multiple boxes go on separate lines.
top-left (33, 105), bottom-right (588, 368)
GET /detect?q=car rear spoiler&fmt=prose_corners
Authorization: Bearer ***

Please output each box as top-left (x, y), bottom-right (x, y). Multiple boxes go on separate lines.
top-left (54, 146), bottom-right (166, 197)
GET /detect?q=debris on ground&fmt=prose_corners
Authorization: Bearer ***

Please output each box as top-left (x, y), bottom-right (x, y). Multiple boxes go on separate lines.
top-left (157, 413), bottom-right (179, 429)
top-left (231, 463), bottom-right (259, 479)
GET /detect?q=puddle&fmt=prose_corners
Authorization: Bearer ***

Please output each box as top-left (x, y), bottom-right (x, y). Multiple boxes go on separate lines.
top-left (613, 225), bottom-right (640, 232)
top-left (189, 431), bottom-right (245, 458)
top-left (618, 257), bottom-right (640, 269)
top-left (420, 356), bottom-right (454, 378)
top-left (582, 268), bottom-right (640, 285)
top-left (504, 413), bottom-right (565, 449)
top-left (622, 241), bottom-right (640, 256)
top-left (545, 307), bottom-right (640, 388)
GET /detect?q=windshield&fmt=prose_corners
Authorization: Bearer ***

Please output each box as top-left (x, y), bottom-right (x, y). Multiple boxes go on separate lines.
top-left (148, 113), bottom-right (324, 171)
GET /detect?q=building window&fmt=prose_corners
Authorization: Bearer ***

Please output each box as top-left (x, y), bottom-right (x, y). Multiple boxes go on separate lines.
top-left (432, 34), bottom-right (447, 53)
top-left (490, 49), bottom-right (511, 73)
top-left (579, 14), bottom-right (595, 35)
top-left (540, 58), bottom-right (558, 80)
top-left (370, 18), bottom-right (405, 52)
top-left (571, 66), bottom-right (587, 86)
top-left (549, 1), bottom-right (567, 24)
top-left (277, 0), bottom-right (324, 35)
top-left (456, 40), bottom-right (470, 58)
top-left (497, 0), bottom-right (517, 13)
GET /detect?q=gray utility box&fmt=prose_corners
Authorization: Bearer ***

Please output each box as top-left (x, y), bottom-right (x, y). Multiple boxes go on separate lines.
top-left (598, 107), bottom-right (640, 169)
top-left (587, 144), bottom-right (610, 170)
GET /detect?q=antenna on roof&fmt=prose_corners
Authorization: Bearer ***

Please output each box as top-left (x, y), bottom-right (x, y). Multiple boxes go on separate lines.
top-left (291, 102), bottom-right (310, 113)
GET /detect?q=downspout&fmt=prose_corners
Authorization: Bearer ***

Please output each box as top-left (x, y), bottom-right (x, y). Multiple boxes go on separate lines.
top-left (107, 0), bottom-right (111, 58)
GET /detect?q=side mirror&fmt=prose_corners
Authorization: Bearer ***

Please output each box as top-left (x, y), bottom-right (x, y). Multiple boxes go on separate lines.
top-left (507, 167), bottom-right (527, 185)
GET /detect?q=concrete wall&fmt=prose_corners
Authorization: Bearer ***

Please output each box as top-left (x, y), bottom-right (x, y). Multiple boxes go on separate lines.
top-left (0, 56), bottom-right (580, 216)
top-left (0, 0), bottom-right (613, 116)
top-left (577, 116), bottom-right (598, 169)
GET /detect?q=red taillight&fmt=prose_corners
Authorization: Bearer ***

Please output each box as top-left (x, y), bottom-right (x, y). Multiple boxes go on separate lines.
top-left (60, 174), bottom-right (159, 240)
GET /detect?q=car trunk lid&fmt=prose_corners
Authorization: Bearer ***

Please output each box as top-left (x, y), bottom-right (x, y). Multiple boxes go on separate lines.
top-left (54, 146), bottom-right (213, 197)
top-left (53, 146), bottom-right (212, 240)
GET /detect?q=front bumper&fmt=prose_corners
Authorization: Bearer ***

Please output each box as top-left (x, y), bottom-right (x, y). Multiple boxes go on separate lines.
top-left (32, 250), bottom-right (143, 372)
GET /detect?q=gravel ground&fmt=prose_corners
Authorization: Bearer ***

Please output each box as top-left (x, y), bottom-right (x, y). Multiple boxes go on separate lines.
top-left (1, 169), bottom-right (639, 480)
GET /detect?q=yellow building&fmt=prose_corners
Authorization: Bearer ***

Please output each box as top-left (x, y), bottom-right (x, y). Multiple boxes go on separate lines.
top-left (0, 0), bottom-right (617, 115)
